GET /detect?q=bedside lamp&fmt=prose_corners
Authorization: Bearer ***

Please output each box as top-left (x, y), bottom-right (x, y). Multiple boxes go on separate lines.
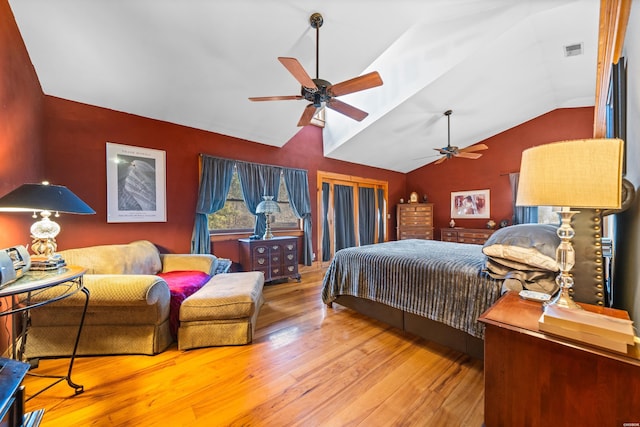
top-left (256, 195), bottom-right (280, 239)
top-left (0, 182), bottom-right (95, 258)
top-left (516, 139), bottom-right (623, 309)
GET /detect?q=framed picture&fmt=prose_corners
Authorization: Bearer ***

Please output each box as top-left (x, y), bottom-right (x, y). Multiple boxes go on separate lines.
top-left (106, 142), bottom-right (166, 223)
top-left (451, 189), bottom-right (490, 219)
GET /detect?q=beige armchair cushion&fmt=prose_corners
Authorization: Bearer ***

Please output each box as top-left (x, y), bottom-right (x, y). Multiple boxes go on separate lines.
top-left (160, 253), bottom-right (218, 275)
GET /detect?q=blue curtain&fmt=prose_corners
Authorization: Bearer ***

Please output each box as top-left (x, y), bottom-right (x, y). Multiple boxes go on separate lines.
top-left (510, 172), bottom-right (538, 224)
top-left (283, 168), bottom-right (313, 266)
top-left (358, 187), bottom-right (375, 245)
top-left (377, 188), bottom-right (385, 243)
top-left (334, 184), bottom-right (356, 251)
top-left (236, 161), bottom-right (282, 237)
top-left (322, 182), bottom-right (331, 262)
top-left (191, 156), bottom-right (236, 254)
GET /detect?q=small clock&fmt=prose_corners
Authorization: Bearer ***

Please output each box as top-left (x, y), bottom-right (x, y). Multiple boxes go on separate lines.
top-left (409, 192), bottom-right (419, 203)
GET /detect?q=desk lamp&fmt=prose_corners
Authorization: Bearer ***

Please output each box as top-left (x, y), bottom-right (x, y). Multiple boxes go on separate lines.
top-left (516, 139), bottom-right (623, 309)
top-left (256, 196), bottom-right (280, 239)
top-left (0, 182), bottom-right (95, 258)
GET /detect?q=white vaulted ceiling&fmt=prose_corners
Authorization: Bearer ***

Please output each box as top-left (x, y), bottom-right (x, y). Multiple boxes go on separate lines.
top-left (8, 0), bottom-right (600, 173)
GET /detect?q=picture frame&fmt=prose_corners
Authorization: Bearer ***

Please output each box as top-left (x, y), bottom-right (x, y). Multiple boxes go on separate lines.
top-left (451, 189), bottom-right (490, 219)
top-left (106, 142), bottom-right (166, 223)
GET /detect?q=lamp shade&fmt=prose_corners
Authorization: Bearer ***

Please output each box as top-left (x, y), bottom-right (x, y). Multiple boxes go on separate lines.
top-left (516, 139), bottom-right (624, 209)
top-left (0, 183), bottom-right (95, 214)
top-left (256, 196), bottom-right (280, 214)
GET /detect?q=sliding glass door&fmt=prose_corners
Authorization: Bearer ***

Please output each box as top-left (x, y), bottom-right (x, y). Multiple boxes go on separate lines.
top-left (318, 172), bottom-right (388, 265)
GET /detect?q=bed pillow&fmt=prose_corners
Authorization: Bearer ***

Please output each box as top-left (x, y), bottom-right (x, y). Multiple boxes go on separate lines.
top-left (485, 254), bottom-right (551, 273)
top-left (485, 257), bottom-right (548, 278)
top-left (482, 224), bottom-right (560, 271)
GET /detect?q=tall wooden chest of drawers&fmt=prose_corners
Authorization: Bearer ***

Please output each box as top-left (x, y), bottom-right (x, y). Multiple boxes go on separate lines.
top-left (238, 236), bottom-right (301, 282)
top-left (441, 227), bottom-right (494, 244)
top-left (396, 203), bottom-right (434, 240)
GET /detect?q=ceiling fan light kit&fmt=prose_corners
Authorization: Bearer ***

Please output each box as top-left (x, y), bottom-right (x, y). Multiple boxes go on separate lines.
top-left (434, 110), bottom-right (488, 164)
top-left (249, 13), bottom-right (383, 127)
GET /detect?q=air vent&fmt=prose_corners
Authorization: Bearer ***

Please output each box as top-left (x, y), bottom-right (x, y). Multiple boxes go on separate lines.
top-left (564, 43), bottom-right (583, 57)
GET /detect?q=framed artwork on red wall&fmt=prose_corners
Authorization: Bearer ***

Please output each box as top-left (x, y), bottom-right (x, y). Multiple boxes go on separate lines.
top-left (451, 189), bottom-right (490, 219)
top-left (106, 142), bottom-right (167, 223)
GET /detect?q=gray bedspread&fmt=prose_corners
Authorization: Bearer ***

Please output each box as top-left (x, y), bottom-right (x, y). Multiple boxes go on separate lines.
top-left (321, 239), bottom-right (503, 339)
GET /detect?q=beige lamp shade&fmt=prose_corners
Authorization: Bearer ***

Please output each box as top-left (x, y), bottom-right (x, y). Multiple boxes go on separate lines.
top-left (516, 138), bottom-right (624, 209)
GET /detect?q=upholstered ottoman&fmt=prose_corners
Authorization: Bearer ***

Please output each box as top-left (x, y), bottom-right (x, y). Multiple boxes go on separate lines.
top-left (177, 271), bottom-right (265, 350)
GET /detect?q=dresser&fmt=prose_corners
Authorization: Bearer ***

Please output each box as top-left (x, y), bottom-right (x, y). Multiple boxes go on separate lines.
top-left (396, 203), bottom-right (434, 240)
top-left (440, 227), bottom-right (494, 244)
top-left (238, 236), bottom-right (300, 282)
top-left (479, 292), bottom-right (640, 426)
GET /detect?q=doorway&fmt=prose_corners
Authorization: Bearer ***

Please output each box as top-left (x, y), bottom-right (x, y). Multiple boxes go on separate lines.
top-left (317, 171), bottom-right (388, 266)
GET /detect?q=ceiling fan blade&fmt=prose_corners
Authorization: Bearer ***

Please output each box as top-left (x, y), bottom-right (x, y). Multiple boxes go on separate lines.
top-left (455, 152), bottom-right (483, 160)
top-left (434, 157), bottom-right (447, 165)
top-left (297, 104), bottom-right (317, 127)
top-left (249, 95), bottom-right (303, 102)
top-left (459, 143), bottom-right (488, 153)
top-left (278, 57), bottom-right (317, 89)
top-left (326, 98), bottom-right (369, 121)
top-left (328, 71), bottom-right (383, 97)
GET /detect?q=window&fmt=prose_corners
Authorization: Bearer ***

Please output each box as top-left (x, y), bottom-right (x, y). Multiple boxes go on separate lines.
top-left (208, 169), bottom-right (300, 233)
top-left (537, 206), bottom-right (560, 225)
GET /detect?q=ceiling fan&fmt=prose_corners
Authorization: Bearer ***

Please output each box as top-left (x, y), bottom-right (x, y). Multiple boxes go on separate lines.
top-left (434, 110), bottom-right (488, 164)
top-left (248, 13), bottom-right (383, 127)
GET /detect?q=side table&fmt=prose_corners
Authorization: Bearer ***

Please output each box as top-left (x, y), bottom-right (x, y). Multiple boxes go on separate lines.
top-left (479, 292), bottom-right (640, 426)
top-left (0, 266), bottom-right (88, 400)
top-left (238, 236), bottom-right (301, 282)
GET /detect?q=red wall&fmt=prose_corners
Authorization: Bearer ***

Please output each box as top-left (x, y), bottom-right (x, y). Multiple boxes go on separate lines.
top-left (406, 107), bottom-right (595, 238)
top-left (0, 0), bottom-right (45, 249)
top-left (0, 0), bottom-right (45, 353)
top-left (41, 97), bottom-right (406, 255)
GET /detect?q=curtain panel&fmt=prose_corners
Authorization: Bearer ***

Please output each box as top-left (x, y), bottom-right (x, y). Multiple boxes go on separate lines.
top-left (509, 172), bottom-right (538, 224)
top-left (236, 161), bottom-right (282, 238)
top-left (334, 184), bottom-right (356, 251)
top-left (358, 187), bottom-right (376, 246)
top-left (191, 156), bottom-right (236, 254)
top-left (283, 169), bottom-right (313, 266)
top-left (377, 188), bottom-right (385, 243)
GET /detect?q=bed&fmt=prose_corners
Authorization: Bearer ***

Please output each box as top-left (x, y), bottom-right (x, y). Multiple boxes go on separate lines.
top-left (321, 214), bottom-right (606, 359)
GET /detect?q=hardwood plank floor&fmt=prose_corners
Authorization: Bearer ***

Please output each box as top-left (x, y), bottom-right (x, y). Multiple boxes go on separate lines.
top-left (22, 268), bottom-right (484, 426)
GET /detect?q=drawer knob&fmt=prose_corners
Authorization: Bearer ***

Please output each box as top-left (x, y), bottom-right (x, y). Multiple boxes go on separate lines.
top-left (286, 244), bottom-right (294, 250)
top-left (257, 247), bottom-right (265, 254)
top-left (257, 259), bottom-right (265, 265)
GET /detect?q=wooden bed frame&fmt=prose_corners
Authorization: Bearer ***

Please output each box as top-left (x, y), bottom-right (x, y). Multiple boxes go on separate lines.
top-left (333, 294), bottom-right (485, 358)
top-left (329, 210), bottom-right (605, 360)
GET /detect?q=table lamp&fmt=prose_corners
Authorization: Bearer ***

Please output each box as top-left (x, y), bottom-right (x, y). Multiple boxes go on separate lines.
top-left (0, 181), bottom-right (95, 258)
top-left (516, 138), bottom-right (624, 309)
top-left (256, 195), bottom-right (280, 239)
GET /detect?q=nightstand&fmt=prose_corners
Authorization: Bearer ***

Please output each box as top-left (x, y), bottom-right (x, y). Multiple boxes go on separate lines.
top-left (479, 292), bottom-right (640, 426)
top-left (238, 236), bottom-right (300, 283)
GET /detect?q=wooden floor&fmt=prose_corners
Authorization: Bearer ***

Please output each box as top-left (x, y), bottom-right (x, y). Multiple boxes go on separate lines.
top-left (22, 268), bottom-right (485, 426)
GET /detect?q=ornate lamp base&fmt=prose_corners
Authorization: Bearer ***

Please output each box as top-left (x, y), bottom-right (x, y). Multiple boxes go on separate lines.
top-left (546, 209), bottom-right (582, 310)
